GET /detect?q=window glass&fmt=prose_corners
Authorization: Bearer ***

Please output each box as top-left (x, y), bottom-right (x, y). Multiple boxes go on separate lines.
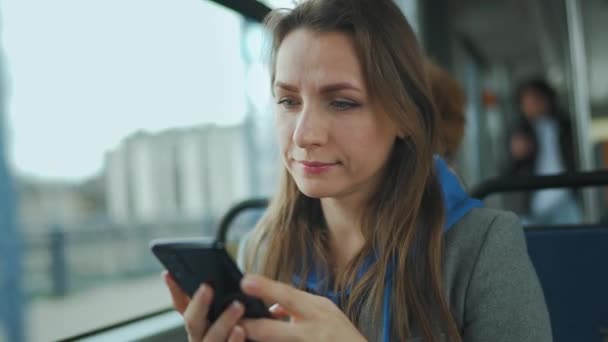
top-left (1, 0), bottom-right (273, 340)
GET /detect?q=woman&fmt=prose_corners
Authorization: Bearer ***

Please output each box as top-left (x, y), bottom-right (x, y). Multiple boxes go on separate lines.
top-left (425, 60), bottom-right (466, 165)
top-left (506, 78), bottom-right (581, 224)
top-left (164, 1), bottom-right (552, 341)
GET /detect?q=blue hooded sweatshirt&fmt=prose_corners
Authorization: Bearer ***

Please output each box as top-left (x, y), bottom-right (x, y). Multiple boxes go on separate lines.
top-left (291, 157), bottom-right (483, 341)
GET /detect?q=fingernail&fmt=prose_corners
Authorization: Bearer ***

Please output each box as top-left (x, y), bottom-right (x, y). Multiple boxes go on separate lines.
top-left (231, 301), bottom-right (244, 313)
top-left (241, 276), bottom-right (257, 290)
top-left (198, 284), bottom-right (207, 295)
top-left (233, 325), bottom-right (245, 336)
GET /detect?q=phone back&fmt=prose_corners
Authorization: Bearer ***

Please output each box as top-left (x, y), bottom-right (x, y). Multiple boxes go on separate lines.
top-left (150, 237), bottom-right (269, 322)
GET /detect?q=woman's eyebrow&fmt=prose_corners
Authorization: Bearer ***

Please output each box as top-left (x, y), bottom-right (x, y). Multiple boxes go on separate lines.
top-left (274, 81), bottom-right (298, 92)
top-left (318, 82), bottom-right (362, 94)
top-left (274, 81), bottom-right (363, 94)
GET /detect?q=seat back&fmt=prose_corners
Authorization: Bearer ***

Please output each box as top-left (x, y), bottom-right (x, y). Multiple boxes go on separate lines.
top-left (525, 226), bottom-right (608, 342)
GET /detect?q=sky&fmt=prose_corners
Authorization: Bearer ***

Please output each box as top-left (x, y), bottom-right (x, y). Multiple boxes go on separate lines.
top-left (1, 0), bottom-right (271, 181)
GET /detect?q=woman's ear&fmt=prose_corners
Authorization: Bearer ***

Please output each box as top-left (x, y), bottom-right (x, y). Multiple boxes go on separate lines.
top-left (395, 122), bottom-right (410, 140)
top-left (397, 130), bottom-right (408, 140)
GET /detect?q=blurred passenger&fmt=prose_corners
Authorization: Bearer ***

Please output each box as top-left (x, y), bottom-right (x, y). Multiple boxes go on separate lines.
top-left (426, 61), bottom-right (466, 166)
top-left (164, 1), bottom-right (551, 341)
top-left (506, 78), bottom-right (582, 224)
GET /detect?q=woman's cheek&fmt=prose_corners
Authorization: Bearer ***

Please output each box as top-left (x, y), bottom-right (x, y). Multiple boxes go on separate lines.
top-left (276, 117), bottom-right (295, 142)
top-left (276, 121), bottom-right (294, 160)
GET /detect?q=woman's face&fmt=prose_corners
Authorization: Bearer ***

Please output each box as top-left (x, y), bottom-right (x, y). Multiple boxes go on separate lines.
top-left (520, 88), bottom-right (548, 120)
top-left (274, 29), bottom-right (400, 200)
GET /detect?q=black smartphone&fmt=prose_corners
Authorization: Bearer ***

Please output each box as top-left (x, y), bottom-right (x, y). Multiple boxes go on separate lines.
top-left (150, 237), bottom-right (271, 322)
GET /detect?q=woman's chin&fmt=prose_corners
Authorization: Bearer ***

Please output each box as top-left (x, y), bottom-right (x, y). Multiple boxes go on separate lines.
top-left (299, 188), bottom-right (331, 198)
top-left (295, 182), bottom-right (338, 199)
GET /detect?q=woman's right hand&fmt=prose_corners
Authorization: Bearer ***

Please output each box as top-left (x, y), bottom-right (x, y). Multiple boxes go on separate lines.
top-left (163, 271), bottom-right (247, 342)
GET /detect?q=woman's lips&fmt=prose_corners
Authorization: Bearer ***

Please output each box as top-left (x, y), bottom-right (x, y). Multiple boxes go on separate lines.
top-left (297, 161), bottom-right (339, 175)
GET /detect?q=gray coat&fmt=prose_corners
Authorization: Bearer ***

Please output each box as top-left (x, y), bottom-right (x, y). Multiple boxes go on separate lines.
top-left (238, 208), bottom-right (553, 341)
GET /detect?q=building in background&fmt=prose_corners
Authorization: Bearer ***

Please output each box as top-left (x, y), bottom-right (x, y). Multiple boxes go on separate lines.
top-left (17, 175), bottom-right (105, 233)
top-left (105, 124), bottom-right (252, 225)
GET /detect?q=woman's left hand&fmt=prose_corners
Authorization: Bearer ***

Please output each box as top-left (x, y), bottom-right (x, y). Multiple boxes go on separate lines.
top-left (239, 274), bottom-right (367, 342)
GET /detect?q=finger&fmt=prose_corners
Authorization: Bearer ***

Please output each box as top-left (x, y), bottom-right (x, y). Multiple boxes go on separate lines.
top-left (163, 271), bottom-right (189, 314)
top-left (269, 304), bottom-right (290, 320)
top-left (241, 318), bottom-right (299, 342)
top-left (241, 274), bottom-right (314, 318)
top-left (183, 284), bottom-right (213, 340)
top-left (227, 325), bottom-right (246, 342)
top-left (204, 301), bottom-right (245, 341)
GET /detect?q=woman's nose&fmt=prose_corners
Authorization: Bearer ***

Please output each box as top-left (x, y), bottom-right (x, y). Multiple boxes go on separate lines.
top-left (293, 105), bottom-right (329, 148)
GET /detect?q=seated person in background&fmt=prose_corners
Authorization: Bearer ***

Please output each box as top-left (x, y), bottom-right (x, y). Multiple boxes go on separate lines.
top-left (164, 1), bottom-right (552, 341)
top-left (506, 78), bottom-right (581, 224)
top-left (426, 60), bottom-right (466, 166)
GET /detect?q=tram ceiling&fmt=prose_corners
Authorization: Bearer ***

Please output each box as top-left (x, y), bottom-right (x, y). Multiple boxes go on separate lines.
top-left (208, 0), bottom-right (606, 111)
top-left (449, 0), bottom-right (569, 84)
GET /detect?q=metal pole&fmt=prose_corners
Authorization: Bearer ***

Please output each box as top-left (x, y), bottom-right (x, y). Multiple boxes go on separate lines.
top-left (50, 225), bottom-right (68, 296)
top-left (565, 0), bottom-right (597, 221)
top-left (0, 9), bottom-right (26, 340)
top-left (241, 19), bottom-right (260, 198)
top-left (461, 57), bottom-right (483, 186)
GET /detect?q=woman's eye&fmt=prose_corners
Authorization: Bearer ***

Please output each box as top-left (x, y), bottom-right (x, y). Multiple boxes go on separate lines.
top-left (277, 98), bottom-right (299, 108)
top-left (331, 100), bottom-right (358, 110)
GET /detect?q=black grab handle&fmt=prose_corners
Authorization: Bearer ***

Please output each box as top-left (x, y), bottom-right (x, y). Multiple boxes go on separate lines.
top-left (208, 0), bottom-right (271, 23)
top-left (470, 170), bottom-right (608, 200)
top-left (216, 198), bottom-right (269, 243)
top-left (215, 171), bottom-right (608, 241)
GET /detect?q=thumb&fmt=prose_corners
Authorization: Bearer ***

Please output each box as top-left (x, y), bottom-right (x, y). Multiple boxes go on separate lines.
top-left (241, 274), bottom-right (314, 319)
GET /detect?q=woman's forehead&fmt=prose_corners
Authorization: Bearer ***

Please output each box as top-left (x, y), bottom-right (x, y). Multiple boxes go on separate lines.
top-left (274, 29), bottom-right (365, 91)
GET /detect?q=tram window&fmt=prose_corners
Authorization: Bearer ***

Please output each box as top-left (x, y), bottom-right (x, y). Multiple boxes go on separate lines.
top-left (1, 0), bottom-right (273, 340)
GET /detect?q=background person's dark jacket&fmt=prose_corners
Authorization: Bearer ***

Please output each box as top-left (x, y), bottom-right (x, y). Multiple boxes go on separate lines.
top-left (504, 115), bottom-right (577, 216)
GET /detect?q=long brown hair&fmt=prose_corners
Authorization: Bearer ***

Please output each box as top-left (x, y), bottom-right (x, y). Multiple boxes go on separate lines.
top-left (426, 60), bottom-right (466, 163)
top-left (244, 1), bottom-right (461, 340)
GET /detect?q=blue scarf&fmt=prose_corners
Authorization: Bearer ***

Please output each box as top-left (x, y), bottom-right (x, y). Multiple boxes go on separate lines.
top-left (291, 157), bottom-right (483, 341)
